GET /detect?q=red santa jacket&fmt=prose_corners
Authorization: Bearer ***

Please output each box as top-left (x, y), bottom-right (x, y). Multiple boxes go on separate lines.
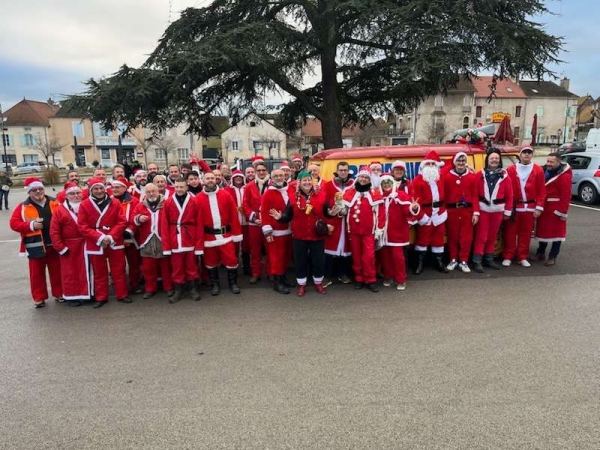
top-left (114, 193), bottom-right (140, 248)
top-left (130, 185), bottom-right (144, 200)
top-left (476, 169), bottom-right (514, 216)
top-left (343, 186), bottom-right (385, 235)
top-left (442, 169), bottom-right (480, 215)
top-left (379, 189), bottom-right (418, 246)
top-left (50, 203), bottom-right (84, 255)
top-left (195, 188), bottom-right (242, 253)
top-left (536, 164), bottom-right (572, 242)
top-left (224, 185), bottom-right (248, 226)
top-left (410, 175), bottom-right (448, 226)
top-left (160, 192), bottom-right (201, 255)
top-left (9, 196), bottom-right (60, 258)
top-left (242, 178), bottom-right (270, 226)
top-left (130, 196), bottom-right (167, 250)
top-left (261, 184), bottom-right (293, 237)
top-left (281, 189), bottom-right (328, 241)
top-left (323, 178), bottom-right (354, 256)
top-left (506, 163), bottom-right (546, 213)
top-left (78, 196), bottom-right (127, 255)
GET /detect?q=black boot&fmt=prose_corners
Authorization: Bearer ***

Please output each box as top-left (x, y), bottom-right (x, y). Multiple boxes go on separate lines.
top-left (281, 274), bottom-right (295, 288)
top-left (189, 281), bottom-right (202, 301)
top-left (227, 269), bottom-right (241, 294)
top-left (472, 254), bottom-right (484, 273)
top-left (273, 275), bottom-right (290, 294)
top-left (483, 253), bottom-right (501, 270)
top-left (414, 251), bottom-right (426, 275)
top-left (208, 267), bottom-right (220, 296)
top-left (434, 254), bottom-right (447, 273)
top-left (169, 284), bottom-right (185, 303)
top-left (241, 252), bottom-right (251, 276)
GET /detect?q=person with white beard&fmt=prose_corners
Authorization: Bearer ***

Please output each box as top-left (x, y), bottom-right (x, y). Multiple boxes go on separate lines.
top-left (410, 151), bottom-right (448, 274)
top-left (49, 183), bottom-right (91, 306)
top-left (369, 161), bottom-right (383, 189)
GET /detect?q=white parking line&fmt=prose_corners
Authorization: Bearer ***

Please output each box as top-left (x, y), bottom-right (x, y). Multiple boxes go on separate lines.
top-left (570, 203), bottom-right (600, 212)
top-left (0, 239), bottom-right (20, 243)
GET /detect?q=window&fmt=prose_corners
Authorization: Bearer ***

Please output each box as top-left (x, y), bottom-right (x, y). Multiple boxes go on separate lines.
top-left (514, 126), bottom-right (520, 138)
top-left (155, 149), bottom-right (166, 160)
top-left (566, 156), bottom-right (591, 170)
top-left (462, 116), bottom-right (469, 128)
top-left (177, 148), bottom-right (189, 160)
top-left (536, 106), bottom-right (544, 118)
top-left (21, 133), bottom-right (35, 147)
top-left (93, 122), bottom-right (111, 137)
top-left (2, 134), bottom-right (13, 146)
top-left (475, 106), bottom-right (482, 118)
top-left (2, 154), bottom-right (17, 164)
top-left (434, 95), bottom-right (443, 107)
top-left (463, 95), bottom-right (471, 107)
top-left (101, 149), bottom-right (111, 160)
top-left (231, 141), bottom-right (240, 152)
top-left (515, 106), bottom-right (522, 117)
top-left (23, 154), bottom-right (39, 163)
top-left (72, 122), bottom-right (85, 138)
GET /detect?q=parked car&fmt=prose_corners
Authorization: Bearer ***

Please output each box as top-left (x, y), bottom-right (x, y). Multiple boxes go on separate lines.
top-left (557, 140), bottom-right (586, 155)
top-left (561, 151), bottom-right (600, 205)
top-left (586, 128), bottom-right (600, 152)
top-left (12, 162), bottom-right (43, 175)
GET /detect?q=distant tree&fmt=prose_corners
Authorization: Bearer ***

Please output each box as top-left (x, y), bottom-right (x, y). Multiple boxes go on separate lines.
top-left (151, 135), bottom-right (179, 167)
top-left (34, 134), bottom-right (66, 165)
top-left (71, 0), bottom-right (562, 150)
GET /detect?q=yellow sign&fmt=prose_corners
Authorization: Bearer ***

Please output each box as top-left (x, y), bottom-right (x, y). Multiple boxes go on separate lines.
top-left (491, 112), bottom-right (511, 123)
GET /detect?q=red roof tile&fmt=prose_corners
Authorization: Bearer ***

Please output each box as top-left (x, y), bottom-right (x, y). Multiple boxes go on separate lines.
top-left (3, 99), bottom-right (59, 127)
top-left (302, 118), bottom-right (360, 138)
top-left (471, 76), bottom-right (526, 99)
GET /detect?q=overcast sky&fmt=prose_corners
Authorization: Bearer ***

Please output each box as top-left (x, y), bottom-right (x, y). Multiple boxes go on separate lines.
top-left (1, 0), bottom-right (598, 112)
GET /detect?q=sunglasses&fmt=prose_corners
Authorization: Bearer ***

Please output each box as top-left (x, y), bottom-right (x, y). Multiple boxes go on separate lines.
top-left (521, 150), bottom-right (533, 154)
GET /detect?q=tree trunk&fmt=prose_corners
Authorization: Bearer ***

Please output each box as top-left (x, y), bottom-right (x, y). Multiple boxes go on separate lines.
top-left (320, 36), bottom-right (343, 149)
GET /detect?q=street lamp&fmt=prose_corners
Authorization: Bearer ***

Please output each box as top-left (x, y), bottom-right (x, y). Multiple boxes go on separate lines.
top-left (0, 103), bottom-right (9, 173)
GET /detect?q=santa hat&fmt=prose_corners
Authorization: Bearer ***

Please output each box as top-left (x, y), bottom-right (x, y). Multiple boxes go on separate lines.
top-left (357, 165), bottom-right (372, 179)
top-left (520, 146), bottom-right (534, 154)
top-left (87, 177), bottom-right (106, 190)
top-left (391, 160), bottom-right (406, 170)
top-left (111, 177), bottom-right (132, 188)
top-left (369, 161), bottom-right (382, 169)
top-left (231, 169), bottom-right (245, 182)
top-left (251, 156), bottom-right (265, 166)
top-left (291, 154), bottom-right (303, 163)
top-left (453, 152), bottom-right (468, 165)
top-left (24, 177), bottom-right (44, 192)
top-left (133, 169), bottom-right (147, 178)
top-left (380, 173), bottom-right (395, 185)
top-left (422, 150), bottom-right (444, 167)
top-left (64, 182), bottom-right (81, 194)
top-left (280, 161), bottom-right (291, 170)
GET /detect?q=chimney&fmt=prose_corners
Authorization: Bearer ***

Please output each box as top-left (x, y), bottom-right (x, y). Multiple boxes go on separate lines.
top-left (560, 76), bottom-right (570, 91)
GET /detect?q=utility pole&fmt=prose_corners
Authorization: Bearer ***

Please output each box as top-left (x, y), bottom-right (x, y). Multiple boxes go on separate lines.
top-left (0, 103), bottom-right (9, 173)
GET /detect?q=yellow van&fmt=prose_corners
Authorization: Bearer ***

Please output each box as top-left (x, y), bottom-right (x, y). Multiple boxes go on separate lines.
top-left (311, 143), bottom-right (520, 180)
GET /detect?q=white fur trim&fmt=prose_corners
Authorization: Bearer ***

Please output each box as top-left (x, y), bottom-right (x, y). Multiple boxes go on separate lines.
top-left (232, 234), bottom-right (243, 243)
top-left (26, 181), bottom-right (44, 192)
top-left (262, 225), bottom-right (273, 235)
top-left (59, 247), bottom-right (69, 255)
top-left (554, 210), bottom-right (568, 218)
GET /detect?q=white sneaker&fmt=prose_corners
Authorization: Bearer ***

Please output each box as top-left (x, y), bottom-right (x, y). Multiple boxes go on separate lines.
top-left (396, 283), bottom-right (406, 291)
top-left (383, 278), bottom-right (392, 287)
top-left (502, 259), bottom-right (512, 267)
top-left (446, 260), bottom-right (458, 271)
top-left (519, 259), bottom-right (531, 267)
top-left (459, 262), bottom-right (471, 273)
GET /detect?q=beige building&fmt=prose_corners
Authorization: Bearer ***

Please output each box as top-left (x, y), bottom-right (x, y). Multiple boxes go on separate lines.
top-left (519, 78), bottom-right (578, 145)
top-left (221, 114), bottom-right (288, 164)
top-left (1, 99), bottom-right (58, 166)
top-left (144, 123), bottom-right (204, 169)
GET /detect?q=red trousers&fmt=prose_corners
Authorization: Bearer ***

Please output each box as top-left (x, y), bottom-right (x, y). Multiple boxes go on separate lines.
top-left (204, 242), bottom-right (239, 269)
top-left (446, 209), bottom-right (475, 262)
top-left (170, 251), bottom-right (199, 284)
top-left (248, 225), bottom-right (268, 277)
top-left (502, 212), bottom-right (535, 261)
top-left (474, 211), bottom-right (504, 255)
top-left (380, 246), bottom-right (407, 284)
top-left (28, 246), bottom-right (62, 302)
top-left (415, 223), bottom-right (445, 253)
top-left (89, 248), bottom-right (128, 301)
top-left (142, 257), bottom-right (173, 293)
top-left (266, 235), bottom-right (292, 276)
top-left (125, 245), bottom-right (141, 289)
top-left (349, 233), bottom-right (376, 284)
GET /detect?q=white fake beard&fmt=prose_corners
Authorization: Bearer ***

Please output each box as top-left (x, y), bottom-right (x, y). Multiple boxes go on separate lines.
top-left (422, 166), bottom-right (440, 183)
top-left (70, 201), bottom-right (81, 213)
top-left (370, 174), bottom-right (381, 188)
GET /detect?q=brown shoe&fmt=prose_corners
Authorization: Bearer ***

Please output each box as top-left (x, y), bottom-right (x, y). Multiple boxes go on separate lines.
top-left (544, 258), bottom-right (556, 266)
top-left (533, 254), bottom-right (545, 262)
top-left (338, 275), bottom-right (352, 284)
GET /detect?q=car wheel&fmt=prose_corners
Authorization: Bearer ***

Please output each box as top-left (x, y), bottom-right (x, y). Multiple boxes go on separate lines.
top-left (578, 182), bottom-right (599, 205)
top-left (32, 169), bottom-right (38, 173)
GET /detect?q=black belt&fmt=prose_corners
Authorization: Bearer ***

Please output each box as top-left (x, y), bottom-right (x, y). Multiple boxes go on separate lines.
top-left (204, 225), bottom-right (231, 235)
top-left (446, 202), bottom-right (472, 209)
top-left (479, 197), bottom-right (505, 206)
top-left (421, 201), bottom-right (444, 208)
top-left (516, 199), bottom-right (536, 204)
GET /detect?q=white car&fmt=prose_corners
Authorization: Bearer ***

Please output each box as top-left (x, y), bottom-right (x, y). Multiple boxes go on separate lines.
top-left (12, 162), bottom-right (43, 175)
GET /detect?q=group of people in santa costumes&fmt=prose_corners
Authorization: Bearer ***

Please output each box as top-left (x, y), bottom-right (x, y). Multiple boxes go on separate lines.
top-left (10, 147), bottom-right (572, 308)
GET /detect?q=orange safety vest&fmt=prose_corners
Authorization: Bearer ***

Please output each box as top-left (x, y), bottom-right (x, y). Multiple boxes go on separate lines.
top-left (21, 199), bottom-right (59, 258)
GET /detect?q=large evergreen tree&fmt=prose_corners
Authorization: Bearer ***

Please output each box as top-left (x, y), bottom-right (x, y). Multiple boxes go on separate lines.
top-left (72, 0), bottom-right (562, 149)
